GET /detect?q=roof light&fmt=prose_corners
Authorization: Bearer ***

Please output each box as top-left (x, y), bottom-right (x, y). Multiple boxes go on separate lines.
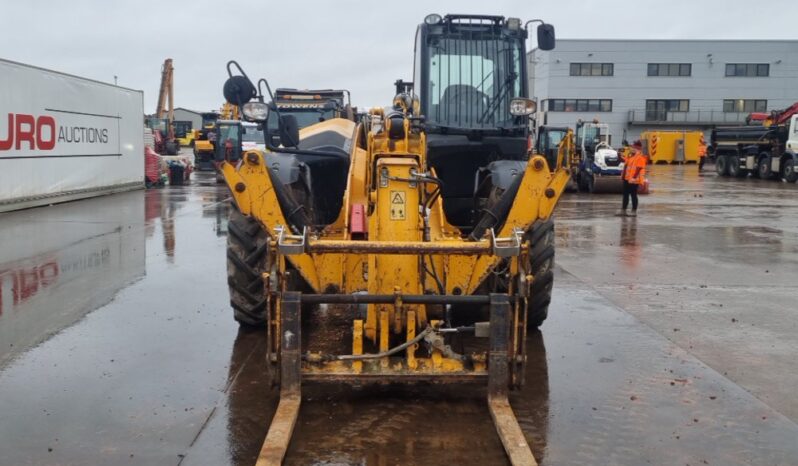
top-left (507, 17), bottom-right (521, 30)
top-left (424, 14), bottom-right (442, 25)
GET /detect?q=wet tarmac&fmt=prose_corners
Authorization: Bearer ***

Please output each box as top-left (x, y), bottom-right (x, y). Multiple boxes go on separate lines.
top-left (0, 166), bottom-right (796, 465)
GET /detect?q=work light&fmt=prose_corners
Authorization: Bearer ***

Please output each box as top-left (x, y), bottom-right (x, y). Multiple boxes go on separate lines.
top-left (510, 98), bottom-right (536, 116)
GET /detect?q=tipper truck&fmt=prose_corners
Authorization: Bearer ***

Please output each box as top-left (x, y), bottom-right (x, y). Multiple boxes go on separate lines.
top-left (712, 106), bottom-right (798, 182)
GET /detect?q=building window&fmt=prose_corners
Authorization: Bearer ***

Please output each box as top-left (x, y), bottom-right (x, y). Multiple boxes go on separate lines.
top-left (647, 63), bottom-right (691, 77)
top-left (645, 99), bottom-right (689, 121)
top-left (569, 63), bottom-right (614, 77)
top-left (725, 63), bottom-right (769, 77)
top-left (547, 99), bottom-right (613, 112)
top-left (723, 99), bottom-right (767, 113)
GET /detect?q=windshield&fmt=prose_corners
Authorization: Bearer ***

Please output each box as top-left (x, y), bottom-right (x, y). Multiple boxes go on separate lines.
top-left (146, 118), bottom-right (167, 133)
top-left (268, 109), bottom-right (337, 130)
top-left (539, 129), bottom-right (566, 152)
top-left (218, 124), bottom-right (240, 144)
top-left (174, 121), bottom-right (192, 138)
top-left (241, 127), bottom-right (264, 143)
top-left (425, 35), bottom-right (523, 130)
top-left (578, 125), bottom-right (610, 151)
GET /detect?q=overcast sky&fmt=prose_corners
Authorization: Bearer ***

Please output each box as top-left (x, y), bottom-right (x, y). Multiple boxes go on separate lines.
top-left (4, 0), bottom-right (797, 111)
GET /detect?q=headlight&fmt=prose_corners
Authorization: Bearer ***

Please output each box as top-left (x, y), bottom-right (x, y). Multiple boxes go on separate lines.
top-left (242, 102), bottom-right (269, 121)
top-left (509, 98), bottom-right (536, 116)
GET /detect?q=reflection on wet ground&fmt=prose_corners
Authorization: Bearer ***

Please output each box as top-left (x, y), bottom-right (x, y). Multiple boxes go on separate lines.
top-left (0, 191), bottom-right (145, 366)
top-left (0, 168), bottom-right (797, 465)
top-left (555, 164), bottom-right (798, 424)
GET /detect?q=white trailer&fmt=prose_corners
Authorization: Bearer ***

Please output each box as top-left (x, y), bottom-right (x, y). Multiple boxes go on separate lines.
top-left (0, 59), bottom-right (144, 212)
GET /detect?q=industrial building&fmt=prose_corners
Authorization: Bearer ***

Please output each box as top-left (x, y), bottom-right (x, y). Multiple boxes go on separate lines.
top-left (173, 107), bottom-right (204, 129)
top-left (529, 39), bottom-right (798, 143)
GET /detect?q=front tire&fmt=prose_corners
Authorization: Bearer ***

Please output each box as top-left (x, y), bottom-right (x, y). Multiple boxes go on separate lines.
top-left (783, 159), bottom-right (798, 183)
top-left (227, 206), bottom-right (269, 326)
top-left (525, 219), bottom-right (555, 329)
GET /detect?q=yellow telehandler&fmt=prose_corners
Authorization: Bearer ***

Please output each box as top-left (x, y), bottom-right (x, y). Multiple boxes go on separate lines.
top-left (220, 14), bottom-right (567, 465)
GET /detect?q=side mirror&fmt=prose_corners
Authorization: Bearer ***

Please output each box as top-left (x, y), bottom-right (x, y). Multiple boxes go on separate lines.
top-left (537, 23), bottom-right (556, 51)
top-left (223, 75), bottom-right (256, 106)
top-left (278, 114), bottom-right (300, 147)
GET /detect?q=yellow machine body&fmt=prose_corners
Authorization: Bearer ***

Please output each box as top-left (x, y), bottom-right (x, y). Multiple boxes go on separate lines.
top-left (222, 94), bottom-right (568, 466)
top-left (222, 119), bottom-right (571, 294)
top-left (224, 116), bottom-right (568, 344)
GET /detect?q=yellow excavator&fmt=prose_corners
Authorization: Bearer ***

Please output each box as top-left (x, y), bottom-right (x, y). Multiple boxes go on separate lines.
top-left (219, 14), bottom-right (566, 465)
top-left (193, 103), bottom-right (239, 174)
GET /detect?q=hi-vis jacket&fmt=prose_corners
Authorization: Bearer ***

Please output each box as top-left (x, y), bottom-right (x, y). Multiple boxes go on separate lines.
top-left (623, 151), bottom-right (647, 184)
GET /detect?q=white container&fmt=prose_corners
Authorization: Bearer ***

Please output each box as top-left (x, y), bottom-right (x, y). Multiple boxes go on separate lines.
top-left (0, 58), bottom-right (144, 212)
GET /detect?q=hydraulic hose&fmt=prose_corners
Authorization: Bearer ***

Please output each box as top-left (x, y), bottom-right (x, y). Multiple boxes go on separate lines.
top-left (309, 326), bottom-right (435, 362)
top-left (468, 172), bottom-right (524, 241)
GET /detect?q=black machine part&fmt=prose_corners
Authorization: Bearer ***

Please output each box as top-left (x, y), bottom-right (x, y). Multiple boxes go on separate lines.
top-left (469, 163), bottom-right (525, 241)
top-left (426, 133), bottom-right (527, 229)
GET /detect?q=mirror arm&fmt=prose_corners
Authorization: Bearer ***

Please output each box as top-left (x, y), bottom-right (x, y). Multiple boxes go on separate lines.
top-left (524, 19), bottom-right (544, 31)
top-left (226, 60), bottom-right (256, 86)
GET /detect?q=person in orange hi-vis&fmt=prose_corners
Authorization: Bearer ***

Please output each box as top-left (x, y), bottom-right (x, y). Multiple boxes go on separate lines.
top-left (697, 135), bottom-right (708, 171)
top-left (617, 140), bottom-right (647, 217)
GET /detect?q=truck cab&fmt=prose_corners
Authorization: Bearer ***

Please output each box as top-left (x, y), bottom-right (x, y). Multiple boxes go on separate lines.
top-left (713, 114), bottom-right (798, 181)
top-left (787, 115), bottom-right (798, 153)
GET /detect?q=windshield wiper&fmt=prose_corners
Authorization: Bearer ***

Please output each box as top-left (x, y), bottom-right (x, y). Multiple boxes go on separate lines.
top-left (479, 71), bottom-right (517, 124)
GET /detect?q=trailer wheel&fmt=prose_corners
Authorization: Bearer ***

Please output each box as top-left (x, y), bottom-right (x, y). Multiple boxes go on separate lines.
top-left (783, 159), bottom-right (798, 183)
top-left (525, 219), bottom-right (555, 329)
top-left (227, 206), bottom-right (270, 326)
top-left (728, 157), bottom-right (745, 178)
top-left (715, 155), bottom-right (729, 176)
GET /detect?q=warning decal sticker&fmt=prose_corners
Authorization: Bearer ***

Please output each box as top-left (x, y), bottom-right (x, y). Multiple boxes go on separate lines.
top-left (390, 190), bottom-right (406, 220)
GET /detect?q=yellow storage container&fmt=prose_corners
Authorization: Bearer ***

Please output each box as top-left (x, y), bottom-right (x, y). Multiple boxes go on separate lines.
top-left (640, 130), bottom-right (704, 164)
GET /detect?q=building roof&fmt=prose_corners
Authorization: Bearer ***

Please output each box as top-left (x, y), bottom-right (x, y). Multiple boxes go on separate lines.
top-left (173, 107), bottom-right (205, 115)
top-left (529, 38), bottom-right (798, 54)
top-left (545, 38), bottom-right (798, 43)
